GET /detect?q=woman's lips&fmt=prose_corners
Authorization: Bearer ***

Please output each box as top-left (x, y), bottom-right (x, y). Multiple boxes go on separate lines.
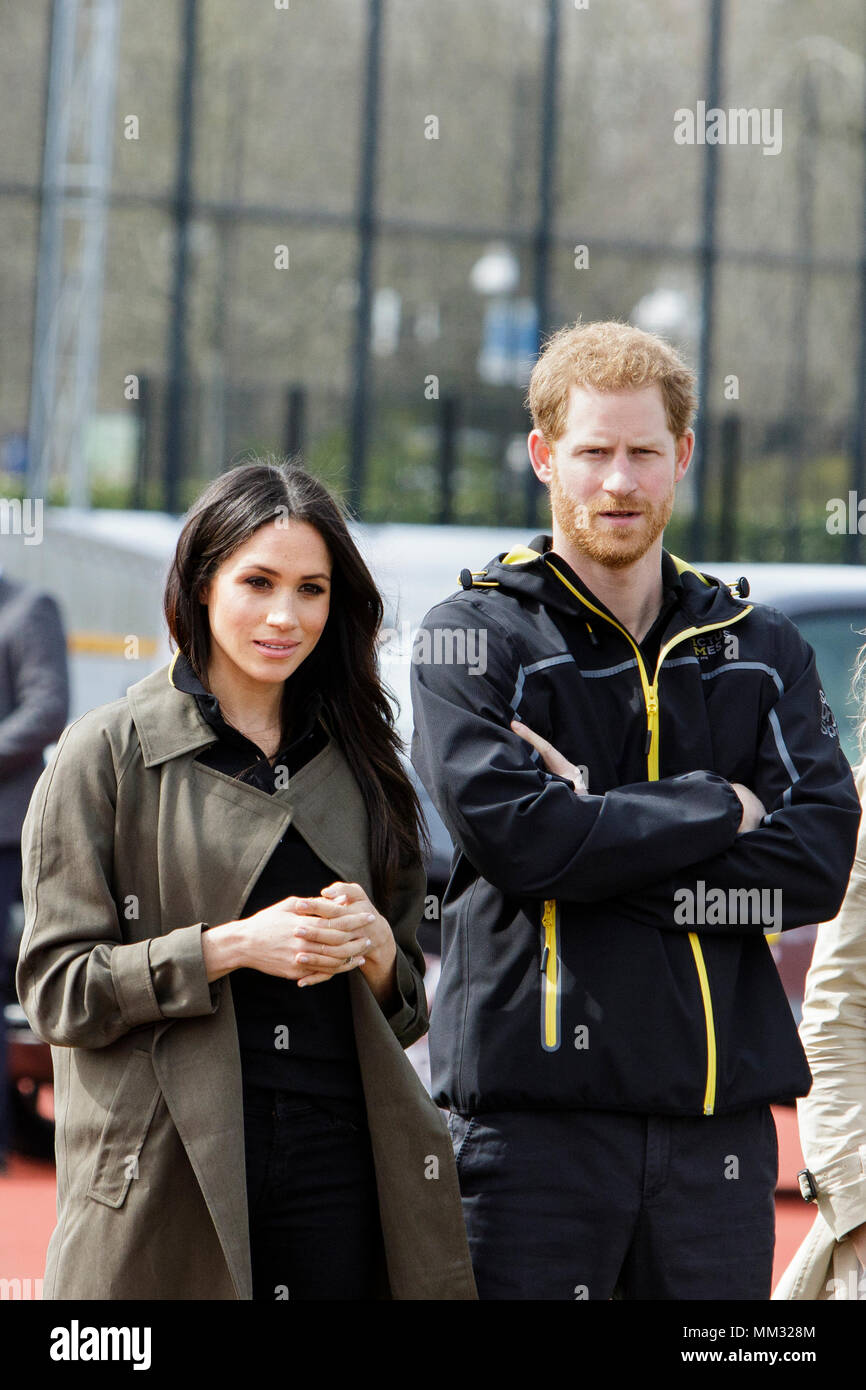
top-left (253, 639), bottom-right (299, 658)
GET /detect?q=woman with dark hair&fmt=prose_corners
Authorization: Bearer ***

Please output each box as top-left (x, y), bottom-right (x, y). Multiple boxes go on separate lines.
top-left (16, 458), bottom-right (476, 1301)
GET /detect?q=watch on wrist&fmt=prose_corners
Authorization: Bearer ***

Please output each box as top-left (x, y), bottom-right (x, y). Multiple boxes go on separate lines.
top-left (797, 1168), bottom-right (818, 1203)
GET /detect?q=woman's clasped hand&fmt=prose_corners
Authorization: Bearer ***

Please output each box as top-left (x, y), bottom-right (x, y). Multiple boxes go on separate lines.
top-left (235, 880), bottom-right (394, 988)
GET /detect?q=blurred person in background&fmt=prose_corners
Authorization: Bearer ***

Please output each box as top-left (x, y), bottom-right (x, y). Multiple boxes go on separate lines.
top-left (16, 460), bottom-right (476, 1300)
top-left (0, 565), bottom-right (68, 1172)
top-left (775, 646), bottom-right (866, 1301)
top-left (411, 320), bottom-right (861, 1300)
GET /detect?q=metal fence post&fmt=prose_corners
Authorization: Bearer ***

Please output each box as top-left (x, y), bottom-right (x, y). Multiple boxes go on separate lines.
top-left (284, 385), bottom-right (306, 462)
top-left (437, 393), bottom-right (458, 526)
top-left (690, 0), bottom-right (726, 558)
top-left (717, 413), bottom-right (741, 559)
top-left (163, 0), bottom-right (198, 514)
top-left (847, 62), bottom-right (866, 564)
top-left (130, 372), bottom-right (150, 509)
top-left (347, 0), bottom-right (384, 518)
top-left (526, 0), bottom-right (561, 529)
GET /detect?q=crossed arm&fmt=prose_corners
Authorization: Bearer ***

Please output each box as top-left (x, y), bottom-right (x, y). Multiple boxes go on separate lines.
top-left (410, 603), bottom-right (860, 934)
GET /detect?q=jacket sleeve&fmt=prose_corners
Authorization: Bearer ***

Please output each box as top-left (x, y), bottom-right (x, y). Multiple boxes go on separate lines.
top-left (795, 764), bottom-right (866, 1240)
top-left (0, 591), bottom-right (69, 776)
top-left (16, 714), bottom-right (221, 1049)
top-left (378, 859), bottom-right (430, 1049)
top-left (410, 599), bottom-right (743, 901)
top-left (598, 618), bottom-right (861, 935)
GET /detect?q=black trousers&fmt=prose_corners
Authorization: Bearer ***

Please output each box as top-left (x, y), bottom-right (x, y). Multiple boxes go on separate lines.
top-left (447, 1105), bottom-right (778, 1300)
top-left (242, 1083), bottom-right (384, 1301)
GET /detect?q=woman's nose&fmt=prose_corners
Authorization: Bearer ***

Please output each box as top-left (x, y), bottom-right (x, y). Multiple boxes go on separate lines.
top-left (266, 601), bottom-right (299, 628)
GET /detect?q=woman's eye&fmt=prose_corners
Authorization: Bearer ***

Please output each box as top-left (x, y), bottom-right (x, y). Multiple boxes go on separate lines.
top-left (301, 584), bottom-right (325, 595)
top-left (245, 576), bottom-right (271, 588)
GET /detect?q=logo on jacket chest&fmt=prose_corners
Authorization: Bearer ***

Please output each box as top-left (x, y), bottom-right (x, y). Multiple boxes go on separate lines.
top-left (692, 630), bottom-right (739, 661)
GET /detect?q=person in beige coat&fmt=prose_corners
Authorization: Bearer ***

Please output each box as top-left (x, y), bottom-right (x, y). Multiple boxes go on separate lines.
top-left (774, 752), bottom-right (866, 1300)
top-left (16, 458), bottom-right (477, 1301)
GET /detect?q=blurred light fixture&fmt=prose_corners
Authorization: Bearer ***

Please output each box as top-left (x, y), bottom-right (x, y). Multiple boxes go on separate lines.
top-left (470, 243), bottom-right (520, 297)
top-left (631, 286), bottom-right (698, 344)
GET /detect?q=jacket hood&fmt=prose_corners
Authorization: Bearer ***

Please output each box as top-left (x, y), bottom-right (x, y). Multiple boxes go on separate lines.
top-left (457, 533), bottom-right (751, 630)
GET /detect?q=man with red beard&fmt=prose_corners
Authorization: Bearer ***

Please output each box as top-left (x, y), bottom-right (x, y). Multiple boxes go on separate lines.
top-left (410, 319), bottom-right (860, 1300)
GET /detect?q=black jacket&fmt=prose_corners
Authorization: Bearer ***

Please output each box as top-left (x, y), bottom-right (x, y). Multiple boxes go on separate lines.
top-left (410, 537), bottom-right (861, 1117)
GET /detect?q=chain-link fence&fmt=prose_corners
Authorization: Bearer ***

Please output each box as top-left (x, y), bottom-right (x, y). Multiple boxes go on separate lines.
top-left (2, 0), bottom-right (866, 561)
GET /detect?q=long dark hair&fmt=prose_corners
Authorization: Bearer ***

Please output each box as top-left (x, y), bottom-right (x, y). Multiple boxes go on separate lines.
top-left (164, 456), bottom-right (428, 914)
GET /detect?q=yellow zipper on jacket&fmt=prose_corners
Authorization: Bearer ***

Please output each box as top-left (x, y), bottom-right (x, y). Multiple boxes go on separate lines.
top-left (539, 899), bottom-right (561, 1051)
top-left (543, 559), bottom-right (753, 1115)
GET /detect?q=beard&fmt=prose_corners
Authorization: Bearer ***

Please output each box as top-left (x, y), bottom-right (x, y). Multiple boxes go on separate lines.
top-left (549, 466), bottom-right (676, 570)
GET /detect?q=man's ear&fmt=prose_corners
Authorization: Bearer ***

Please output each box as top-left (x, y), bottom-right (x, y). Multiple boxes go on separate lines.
top-left (528, 428), bottom-right (554, 485)
top-left (674, 428), bottom-right (694, 483)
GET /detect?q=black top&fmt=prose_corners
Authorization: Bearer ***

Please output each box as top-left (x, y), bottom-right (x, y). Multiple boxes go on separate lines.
top-left (636, 551), bottom-right (685, 671)
top-left (172, 651), bottom-right (364, 1105)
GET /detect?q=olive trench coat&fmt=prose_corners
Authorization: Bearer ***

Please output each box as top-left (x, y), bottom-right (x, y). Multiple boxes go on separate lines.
top-left (16, 661), bottom-right (477, 1300)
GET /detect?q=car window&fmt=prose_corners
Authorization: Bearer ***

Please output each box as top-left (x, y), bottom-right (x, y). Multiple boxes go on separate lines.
top-left (788, 610), bottom-right (865, 767)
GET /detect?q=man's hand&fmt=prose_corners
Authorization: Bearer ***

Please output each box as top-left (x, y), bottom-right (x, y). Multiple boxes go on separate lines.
top-left (730, 782), bottom-right (767, 835)
top-left (511, 719), bottom-right (588, 793)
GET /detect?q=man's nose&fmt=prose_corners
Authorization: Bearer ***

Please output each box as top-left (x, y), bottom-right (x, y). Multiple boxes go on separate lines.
top-left (601, 447), bottom-right (637, 494)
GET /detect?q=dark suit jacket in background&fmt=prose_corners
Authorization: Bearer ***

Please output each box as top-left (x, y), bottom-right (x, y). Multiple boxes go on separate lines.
top-left (0, 573), bottom-right (69, 847)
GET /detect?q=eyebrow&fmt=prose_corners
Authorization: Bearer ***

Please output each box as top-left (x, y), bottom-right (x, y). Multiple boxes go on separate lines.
top-left (237, 563), bottom-right (331, 581)
top-left (570, 439), bottom-right (664, 451)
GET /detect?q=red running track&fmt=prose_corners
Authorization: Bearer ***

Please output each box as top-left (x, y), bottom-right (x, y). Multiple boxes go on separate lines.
top-left (0, 1098), bottom-right (815, 1301)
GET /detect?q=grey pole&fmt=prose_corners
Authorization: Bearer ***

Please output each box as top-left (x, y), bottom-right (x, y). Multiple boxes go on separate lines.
top-left (163, 0), bottom-right (198, 514)
top-left (27, 0), bottom-right (120, 508)
top-left (848, 57), bottom-right (866, 565)
top-left (690, 0), bottom-right (726, 558)
top-left (526, 0), bottom-right (561, 528)
top-left (784, 67), bottom-right (817, 563)
top-left (347, 0), bottom-right (384, 517)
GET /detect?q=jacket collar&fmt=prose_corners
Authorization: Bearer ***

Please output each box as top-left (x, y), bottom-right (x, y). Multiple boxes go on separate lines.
top-left (477, 533), bottom-right (748, 632)
top-left (130, 650), bottom-right (330, 772)
top-left (169, 649), bottom-right (323, 756)
top-left (127, 651), bottom-right (326, 769)
top-left (127, 657), bottom-right (220, 768)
